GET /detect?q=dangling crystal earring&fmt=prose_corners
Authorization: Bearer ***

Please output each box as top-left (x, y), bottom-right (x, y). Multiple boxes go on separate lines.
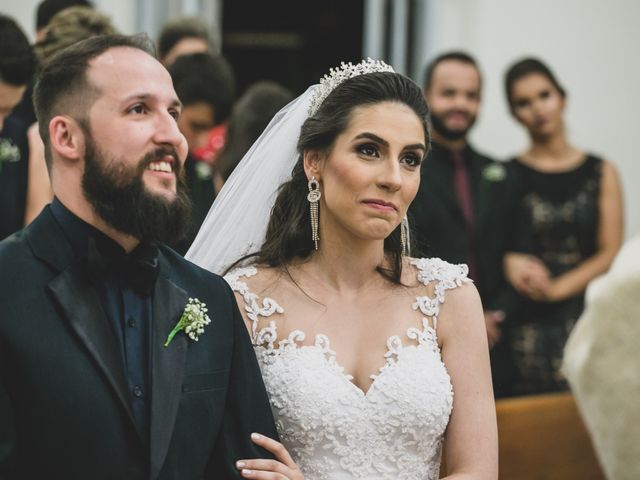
top-left (400, 216), bottom-right (410, 256)
top-left (307, 176), bottom-right (321, 250)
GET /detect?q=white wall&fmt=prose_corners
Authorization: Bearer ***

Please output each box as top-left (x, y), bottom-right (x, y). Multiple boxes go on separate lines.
top-left (426, 0), bottom-right (640, 239)
top-left (1, 1), bottom-right (40, 41)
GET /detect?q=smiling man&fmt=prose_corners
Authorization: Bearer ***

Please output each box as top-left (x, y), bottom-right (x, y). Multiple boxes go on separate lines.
top-left (409, 51), bottom-right (518, 398)
top-left (0, 34), bottom-right (276, 479)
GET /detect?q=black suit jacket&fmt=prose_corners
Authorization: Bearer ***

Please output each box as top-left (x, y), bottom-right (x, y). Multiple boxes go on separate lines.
top-left (0, 207), bottom-right (277, 479)
top-left (409, 142), bottom-right (517, 315)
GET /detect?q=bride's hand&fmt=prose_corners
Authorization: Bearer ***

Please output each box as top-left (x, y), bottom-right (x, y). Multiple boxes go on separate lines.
top-left (236, 432), bottom-right (304, 479)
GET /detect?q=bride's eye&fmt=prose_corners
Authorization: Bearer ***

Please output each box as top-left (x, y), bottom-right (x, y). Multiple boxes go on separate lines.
top-left (357, 143), bottom-right (379, 158)
top-left (401, 152), bottom-right (423, 168)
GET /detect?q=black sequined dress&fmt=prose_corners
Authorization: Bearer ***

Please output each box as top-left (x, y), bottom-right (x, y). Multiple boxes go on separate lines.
top-left (507, 154), bottom-right (602, 395)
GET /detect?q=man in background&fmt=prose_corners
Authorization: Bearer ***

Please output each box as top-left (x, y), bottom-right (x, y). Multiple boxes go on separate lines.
top-left (409, 51), bottom-right (517, 397)
top-left (168, 52), bottom-right (235, 254)
top-left (158, 16), bottom-right (219, 67)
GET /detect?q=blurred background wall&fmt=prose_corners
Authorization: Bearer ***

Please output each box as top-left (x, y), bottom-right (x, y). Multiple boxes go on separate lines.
top-left (4, 0), bottom-right (637, 237)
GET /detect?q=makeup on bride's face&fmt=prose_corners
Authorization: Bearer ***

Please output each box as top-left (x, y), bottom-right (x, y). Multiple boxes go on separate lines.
top-left (316, 101), bottom-right (425, 242)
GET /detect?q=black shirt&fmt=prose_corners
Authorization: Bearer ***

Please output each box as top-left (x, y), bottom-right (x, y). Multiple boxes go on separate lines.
top-left (50, 198), bottom-right (154, 441)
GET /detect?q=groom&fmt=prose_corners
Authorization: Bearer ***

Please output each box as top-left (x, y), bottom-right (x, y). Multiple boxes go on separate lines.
top-left (0, 34), bottom-right (277, 479)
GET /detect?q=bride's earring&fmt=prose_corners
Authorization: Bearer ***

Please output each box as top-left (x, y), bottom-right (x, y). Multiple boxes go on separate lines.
top-left (307, 177), bottom-right (321, 250)
top-left (401, 216), bottom-right (410, 256)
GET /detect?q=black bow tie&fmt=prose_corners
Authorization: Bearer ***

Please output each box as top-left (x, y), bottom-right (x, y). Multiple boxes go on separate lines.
top-left (86, 237), bottom-right (160, 296)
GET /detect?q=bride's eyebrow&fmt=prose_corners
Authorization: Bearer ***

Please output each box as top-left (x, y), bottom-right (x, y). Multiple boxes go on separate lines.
top-left (353, 132), bottom-right (388, 146)
top-left (353, 132), bottom-right (425, 152)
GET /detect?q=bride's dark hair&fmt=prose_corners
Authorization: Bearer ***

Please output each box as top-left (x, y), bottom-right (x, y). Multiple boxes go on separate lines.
top-left (229, 71), bottom-right (430, 283)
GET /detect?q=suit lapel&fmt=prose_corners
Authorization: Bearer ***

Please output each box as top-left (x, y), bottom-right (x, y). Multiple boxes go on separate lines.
top-left (149, 270), bottom-right (189, 479)
top-left (29, 208), bottom-right (141, 440)
top-left (470, 154), bottom-right (493, 239)
top-left (423, 158), bottom-right (465, 223)
top-left (48, 263), bottom-right (139, 434)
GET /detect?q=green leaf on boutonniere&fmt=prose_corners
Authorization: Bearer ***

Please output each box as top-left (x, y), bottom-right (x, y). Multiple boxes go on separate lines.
top-left (164, 298), bottom-right (212, 347)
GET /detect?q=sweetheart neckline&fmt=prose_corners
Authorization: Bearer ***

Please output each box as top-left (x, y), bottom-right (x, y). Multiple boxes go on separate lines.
top-left (255, 328), bottom-right (444, 398)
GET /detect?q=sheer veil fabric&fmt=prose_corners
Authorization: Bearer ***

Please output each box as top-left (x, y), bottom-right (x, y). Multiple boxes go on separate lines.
top-left (186, 86), bottom-right (315, 274)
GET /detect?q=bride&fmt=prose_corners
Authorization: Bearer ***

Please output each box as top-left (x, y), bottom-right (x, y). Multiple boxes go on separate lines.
top-left (187, 60), bottom-right (497, 479)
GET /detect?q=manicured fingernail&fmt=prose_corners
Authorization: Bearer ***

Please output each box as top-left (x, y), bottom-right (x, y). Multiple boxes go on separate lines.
top-left (242, 469), bottom-right (253, 476)
top-left (251, 432), bottom-right (262, 440)
top-left (236, 461), bottom-right (245, 468)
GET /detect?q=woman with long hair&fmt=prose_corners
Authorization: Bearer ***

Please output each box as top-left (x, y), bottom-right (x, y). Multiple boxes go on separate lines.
top-left (188, 60), bottom-right (497, 479)
top-left (503, 58), bottom-right (624, 395)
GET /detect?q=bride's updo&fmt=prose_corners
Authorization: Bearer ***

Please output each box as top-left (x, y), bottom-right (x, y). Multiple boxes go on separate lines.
top-left (255, 71), bottom-right (430, 283)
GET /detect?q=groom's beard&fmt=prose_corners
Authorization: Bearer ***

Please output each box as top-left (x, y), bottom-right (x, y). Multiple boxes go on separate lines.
top-left (81, 137), bottom-right (192, 245)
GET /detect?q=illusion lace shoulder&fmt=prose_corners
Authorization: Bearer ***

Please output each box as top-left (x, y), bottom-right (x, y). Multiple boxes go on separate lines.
top-left (225, 258), bottom-right (470, 479)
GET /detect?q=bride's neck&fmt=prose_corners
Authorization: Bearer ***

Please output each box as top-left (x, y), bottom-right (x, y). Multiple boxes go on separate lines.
top-left (301, 231), bottom-right (387, 294)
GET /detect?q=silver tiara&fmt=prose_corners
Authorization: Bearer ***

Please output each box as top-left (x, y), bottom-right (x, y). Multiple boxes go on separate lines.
top-left (308, 58), bottom-right (395, 116)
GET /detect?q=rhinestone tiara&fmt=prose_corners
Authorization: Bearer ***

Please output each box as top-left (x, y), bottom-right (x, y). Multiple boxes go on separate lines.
top-left (308, 58), bottom-right (395, 116)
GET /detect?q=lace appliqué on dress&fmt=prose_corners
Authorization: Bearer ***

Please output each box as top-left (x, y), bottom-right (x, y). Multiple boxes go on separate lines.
top-left (225, 258), bottom-right (469, 480)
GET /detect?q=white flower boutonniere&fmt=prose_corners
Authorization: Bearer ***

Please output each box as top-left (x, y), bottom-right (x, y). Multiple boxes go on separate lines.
top-left (0, 138), bottom-right (21, 173)
top-left (195, 161), bottom-right (213, 180)
top-left (482, 163), bottom-right (506, 182)
top-left (164, 298), bottom-right (212, 347)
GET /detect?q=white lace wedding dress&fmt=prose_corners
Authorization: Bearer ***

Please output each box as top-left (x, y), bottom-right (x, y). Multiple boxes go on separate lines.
top-left (225, 258), bottom-right (469, 480)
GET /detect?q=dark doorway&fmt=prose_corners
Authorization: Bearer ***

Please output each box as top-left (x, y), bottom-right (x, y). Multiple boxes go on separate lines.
top-left (222, 0), bottom-right (364, 96)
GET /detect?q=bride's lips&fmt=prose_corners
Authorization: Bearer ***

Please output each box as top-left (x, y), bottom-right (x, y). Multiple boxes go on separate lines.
top-left (362, 199), bottom-right (398, 212)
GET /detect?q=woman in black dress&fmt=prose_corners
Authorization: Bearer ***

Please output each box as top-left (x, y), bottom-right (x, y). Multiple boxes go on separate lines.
top-left (503, 58), bottom-right (624, 395)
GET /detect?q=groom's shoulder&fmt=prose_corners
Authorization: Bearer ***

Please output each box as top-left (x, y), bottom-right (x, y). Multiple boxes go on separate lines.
top-left (158, 245), bottom-right (232, 301)
top-left (0, 229), bottom-right (29, 259)
top-left (0, 228), bottom-right (35, 276)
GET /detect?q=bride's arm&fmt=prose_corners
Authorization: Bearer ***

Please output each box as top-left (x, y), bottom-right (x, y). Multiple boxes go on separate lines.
top-left (228, 287), bottom-right (304, 480)
top-left (439, 283), bottom-right (498, 480)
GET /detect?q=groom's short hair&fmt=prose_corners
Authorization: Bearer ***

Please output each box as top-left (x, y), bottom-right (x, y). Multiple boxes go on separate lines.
top-left (33, 33), bottom-right (156, 168)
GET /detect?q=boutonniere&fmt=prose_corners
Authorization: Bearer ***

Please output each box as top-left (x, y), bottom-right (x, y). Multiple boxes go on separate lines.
top-left (164, 298), bottom-right (212, 347)
top-left (195, 161), bottom-right (213, 181)
top-left (482, 163), bottom-right (506, 182)
top-left (0, 138), bottom-right (21, 173)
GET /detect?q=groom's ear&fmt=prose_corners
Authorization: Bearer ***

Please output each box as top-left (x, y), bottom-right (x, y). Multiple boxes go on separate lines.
top-left (49, 115), bottom-right (86, 163)
top-left (303, 149), bottom-right (324, 180)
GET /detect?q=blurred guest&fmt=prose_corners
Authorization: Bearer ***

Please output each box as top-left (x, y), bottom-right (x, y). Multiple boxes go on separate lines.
top-left (157, 16), bottom-right (219, 67)
top-left (0, 15), bottom-right (36, 240)
top-left (168, 52), bottom-right (235, 254)
top-left (504, 58), bottom-right (623, 395)
top-left (409, 51), bottom-right (517, 397)
top-left (35, 0), bottom-right (93, 41)
top-left (13, 1), bottom-right (95, 126)
top-left (217, 80), bottom-right (294, 182)
top-left (35, 6), bottom-right (116, 61)
top-left (16, 6), bottom-right (117, 227)
top-left (563, 234), bottom-right (640, 480)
